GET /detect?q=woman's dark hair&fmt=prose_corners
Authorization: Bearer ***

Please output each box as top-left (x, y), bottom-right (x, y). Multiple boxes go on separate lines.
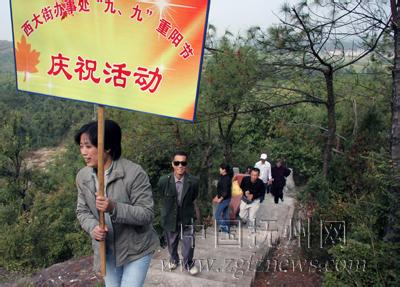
top-left (74, 120), bottom-right (122, 160)
top-left (219, 163), bottom-right (233, 178)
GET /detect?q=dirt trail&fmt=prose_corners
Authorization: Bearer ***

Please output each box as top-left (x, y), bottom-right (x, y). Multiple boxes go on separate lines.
top-left (25, 147), bottom-right (66, 170)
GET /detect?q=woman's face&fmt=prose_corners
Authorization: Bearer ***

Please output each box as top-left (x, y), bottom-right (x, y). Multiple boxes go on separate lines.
top-left (79, 133), bottom-right (99, 168)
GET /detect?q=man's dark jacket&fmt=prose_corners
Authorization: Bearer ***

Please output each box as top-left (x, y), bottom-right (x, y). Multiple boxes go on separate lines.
top-left (158, 173), bottom-right (199, 232)
top-left (240, 176), bottom-right (265, 203)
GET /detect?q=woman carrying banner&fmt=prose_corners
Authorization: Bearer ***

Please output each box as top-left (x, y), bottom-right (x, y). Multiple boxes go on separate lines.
top-left (75, 120), bottom-right (159, 287)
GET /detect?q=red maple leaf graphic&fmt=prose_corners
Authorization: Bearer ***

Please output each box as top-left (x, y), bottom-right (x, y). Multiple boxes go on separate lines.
top-left (16, 35), bottom-right (40, 82)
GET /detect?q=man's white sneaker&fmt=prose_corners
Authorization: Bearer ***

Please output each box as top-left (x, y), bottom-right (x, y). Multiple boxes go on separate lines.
top-left (168, 262), bottom-right (178, 270)
top-left (188, 265), bottom-right (199, 275)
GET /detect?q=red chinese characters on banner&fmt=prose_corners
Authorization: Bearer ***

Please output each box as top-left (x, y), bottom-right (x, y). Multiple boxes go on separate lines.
top-left (180, 42), bottom-right (194, 60)
top-left (21, 21), bottom-right (34, 37)
top-left (133, 67), bottom-right (163, 93)
top-left (78, 0), bottom-right (90, 12)
top-left (156, 18), bottom-right (194, 59)
top-left (47, 53), bottom-right (163, 93)
top-left (48, 53), bottom-right (73, 80)
top-left (31, 13), bottom-right (44, 29)
top-left (129, 4), bottom-right (153, 23)
top-left (19, 2), bottom-right (194, 61)
top-left (103, 62), bottom-right (131, 88)
top-left (64, 0), bottom-right (77, 15)
top-left (21, 0), bottom-right (91, 37)
top-left (168, 29), bottom-right (184, 47)
top-left (41, 6), bottom-right (54, 22)
top-left (104, 0), bottom-right (116, 14)
top-left (130, 4), bottom-right (143, 22)
top-left (74, 56), bottom-right (100, 83)
top-left (96, 0), bottom-right (122, 15)
top-left (54, 2), bottom-right (67, 18)
top-left (156, 19), bottom-right (172, 36)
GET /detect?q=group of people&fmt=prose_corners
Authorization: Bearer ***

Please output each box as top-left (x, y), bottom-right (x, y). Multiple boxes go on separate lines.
top-left (214, 153), bottom-right (291, 235)
top-left (255, 153), bottom-right (292, 205)
top-left (74, 120), bottom-right (291, 286)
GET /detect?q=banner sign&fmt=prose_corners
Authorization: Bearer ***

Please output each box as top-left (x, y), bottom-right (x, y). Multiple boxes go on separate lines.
top-left (10, 0), bottom-right (210, 121)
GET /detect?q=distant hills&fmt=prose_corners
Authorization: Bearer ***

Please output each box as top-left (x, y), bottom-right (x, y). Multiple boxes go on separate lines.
top-left (0, 40), bottom-right (93, 149)
top-left (0, 40), bottom-right (14, 73)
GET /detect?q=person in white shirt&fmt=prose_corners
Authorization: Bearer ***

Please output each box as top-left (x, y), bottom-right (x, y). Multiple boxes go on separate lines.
top-left (254, 153), bottom-right (271, 202)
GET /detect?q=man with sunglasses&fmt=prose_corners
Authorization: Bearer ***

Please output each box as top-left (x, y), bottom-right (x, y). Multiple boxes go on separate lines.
top-left (158, 151), bottom-right (200, 275)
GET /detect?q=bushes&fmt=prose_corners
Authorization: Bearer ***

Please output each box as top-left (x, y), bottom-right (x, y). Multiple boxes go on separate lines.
top-left (0, 187), bottom-right (91, 271)
top-left (324, 240), bottom-right (400, 286)
top-left (298, 173), bottom-right (332, 209)
top-left (296, 149), bottom-right (400, 286)
top-left (0, 144), bottom-right (91, 271)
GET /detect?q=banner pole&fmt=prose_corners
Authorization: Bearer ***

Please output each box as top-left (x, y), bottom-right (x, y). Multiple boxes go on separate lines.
top-left (97, 105), bottom-right (106, 277)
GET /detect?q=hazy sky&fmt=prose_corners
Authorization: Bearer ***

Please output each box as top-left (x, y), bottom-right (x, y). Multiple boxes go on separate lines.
top-left (0, 0), bottom-right (292, 41)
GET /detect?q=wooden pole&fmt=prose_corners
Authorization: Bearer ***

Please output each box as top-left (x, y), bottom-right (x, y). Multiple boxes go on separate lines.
top-left (97, 105), bottom-right (106, 277)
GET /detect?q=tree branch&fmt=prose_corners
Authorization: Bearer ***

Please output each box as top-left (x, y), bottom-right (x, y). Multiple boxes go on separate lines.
top-left (292, 7), bottom-right (330, 68)
top-left (333, 18), bottom-right (391, 72)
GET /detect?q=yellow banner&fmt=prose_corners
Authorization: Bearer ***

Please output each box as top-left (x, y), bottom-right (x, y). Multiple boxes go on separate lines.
top-left (10, 0), bottom-right (210, 121)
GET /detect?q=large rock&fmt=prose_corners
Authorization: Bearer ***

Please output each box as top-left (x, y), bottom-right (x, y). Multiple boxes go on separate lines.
top-left (284, 168), bottom-right (295, 193)
top-left (2, 256), bottom-right (101, 287)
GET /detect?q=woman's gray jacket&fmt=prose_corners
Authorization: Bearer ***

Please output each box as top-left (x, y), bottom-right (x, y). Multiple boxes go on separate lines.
top-left (76, 158), bottom-right (159, 271)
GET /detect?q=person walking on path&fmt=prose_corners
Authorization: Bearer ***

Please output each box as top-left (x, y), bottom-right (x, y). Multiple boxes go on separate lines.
top-left (239, 168), bottom-right (265, 230)
top-left (245, 165), bottom-right (252, 175)
top-left (271, 159), bottom-right (291, 204)
top-left (158, 151), bottom-right (200, 275)
top-left (254, 153), bottom-right (271, 201)
top-left (214, 163), bottom-right (233, 233)
top-left (75, 120), bottom-right (159, 287)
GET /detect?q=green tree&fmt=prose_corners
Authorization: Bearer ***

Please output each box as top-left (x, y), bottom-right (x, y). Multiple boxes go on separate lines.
top-left (0, 112), bottom-right (31, 212)
top-left (202, 34), bottom-right (260, 163)
top-left (253, 0), bottom-right (389, 177)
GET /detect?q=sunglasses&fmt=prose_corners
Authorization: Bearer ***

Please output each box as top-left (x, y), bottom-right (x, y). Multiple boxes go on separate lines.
top-left (173, 161), bottom-right (188, 167)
